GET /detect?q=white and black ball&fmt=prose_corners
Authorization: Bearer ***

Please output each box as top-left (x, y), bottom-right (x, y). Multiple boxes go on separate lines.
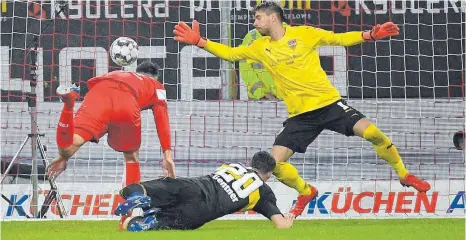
top-left (110, 37), bottom-right (139, 67)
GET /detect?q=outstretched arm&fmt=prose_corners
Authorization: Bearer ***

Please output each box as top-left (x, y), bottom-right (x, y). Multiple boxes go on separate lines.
top-left (253, 190), bottom-right (293, 228)
top-left (173, 20), bottom-right (259, 62)
top-left (310, 22), bottom-right (400, 47)
top-left (152, 100), bottom-right (175, 178)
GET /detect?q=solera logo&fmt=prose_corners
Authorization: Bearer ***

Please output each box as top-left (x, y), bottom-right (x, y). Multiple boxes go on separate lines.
top-left (354, 0), bottom-right (465, 15)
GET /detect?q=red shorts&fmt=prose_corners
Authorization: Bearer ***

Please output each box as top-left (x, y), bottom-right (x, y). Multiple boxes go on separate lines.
top-left (74, 80), bottom-right (141, 152)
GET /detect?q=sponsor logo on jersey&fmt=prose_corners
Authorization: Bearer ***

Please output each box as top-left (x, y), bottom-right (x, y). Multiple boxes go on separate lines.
top-left (211, 174), bottom-right (239, 202)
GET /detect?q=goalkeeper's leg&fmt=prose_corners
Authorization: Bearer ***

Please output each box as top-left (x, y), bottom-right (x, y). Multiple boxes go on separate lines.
top-left (271, 119), bottom-right (321, 217)
top-left (354, 118), bottom-right (431, 192)
top-left (271, 146), bottom-right (318, 217)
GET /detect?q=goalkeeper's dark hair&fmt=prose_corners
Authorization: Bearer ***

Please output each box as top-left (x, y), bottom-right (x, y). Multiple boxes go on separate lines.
top-left (253, 1), bottom-right (285, 22)
top-left (251, 151), bottom-right (276, 174)
top-left (136, 61), bottom-right (160, 78)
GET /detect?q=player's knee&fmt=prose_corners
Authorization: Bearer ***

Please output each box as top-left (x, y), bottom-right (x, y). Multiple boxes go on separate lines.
top-left (271, 146), bottom-right (293, 162)
top-left (123, 151), bottom-right (139, 163)
top-left (58, 134), bottom-right (86, 159)
top-left (362, 124), bottom-right (390, 146)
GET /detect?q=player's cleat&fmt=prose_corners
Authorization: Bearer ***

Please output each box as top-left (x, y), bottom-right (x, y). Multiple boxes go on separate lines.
top-left (400, 174), bottom-right (431, 193)
top-left (289, 185), bottom-right (318, 217)
top-left (123, 215), bottom-right (158, 232)
top-left (142, 207), bottom-right (160, 217)
top-left (56, 84), bottom-right (80, 104)
top-left (114, 192), bottom-right (152, 216)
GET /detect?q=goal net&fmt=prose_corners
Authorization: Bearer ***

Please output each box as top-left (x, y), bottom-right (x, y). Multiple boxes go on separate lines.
top-left (1, 0), bottom-right (464, 220)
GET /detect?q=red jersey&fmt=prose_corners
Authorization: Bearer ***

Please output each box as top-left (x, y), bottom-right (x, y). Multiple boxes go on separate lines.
top-left (86, 71), bottom-right (171, 151)
top-left (88, 71), bottom-right (166, 109)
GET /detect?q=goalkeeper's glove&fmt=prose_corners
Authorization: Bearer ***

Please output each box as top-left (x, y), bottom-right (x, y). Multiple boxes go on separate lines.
top-left (363, 22), bottom-right (400, 41)
top-left (173, 20), bottom-right (207, 48)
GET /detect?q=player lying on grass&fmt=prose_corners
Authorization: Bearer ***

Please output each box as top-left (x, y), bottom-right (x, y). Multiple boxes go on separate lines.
top-left (46, 61), bottom-right (176, 228)
top-left (173, 1), bottom-right (431, 218)
top-left (115, 151), bottom-right (295, 231)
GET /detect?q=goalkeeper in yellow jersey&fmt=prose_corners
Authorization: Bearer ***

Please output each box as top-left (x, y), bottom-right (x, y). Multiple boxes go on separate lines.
top-left (173, 2), bottom-right (431, 217)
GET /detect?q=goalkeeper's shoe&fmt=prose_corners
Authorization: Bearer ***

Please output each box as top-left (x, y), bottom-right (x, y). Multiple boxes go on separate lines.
top-left (289, 185), bottom-right (318, 217)
top-left (114, 192), bottom-right (152, 216)
top-left (400, 174), bottom-right (431, 193)
top-left (123, 214), bottom-right (158, 232)
top-left (56, 84), bottom-right (80, 104)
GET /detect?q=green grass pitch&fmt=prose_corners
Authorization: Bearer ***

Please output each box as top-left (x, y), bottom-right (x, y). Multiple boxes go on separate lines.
top-left (2, 218), bottom-right (464, 240)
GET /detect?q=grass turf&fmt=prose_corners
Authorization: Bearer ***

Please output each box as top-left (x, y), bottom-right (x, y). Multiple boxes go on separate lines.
top-left (2, 218), bottom-right (464, 240)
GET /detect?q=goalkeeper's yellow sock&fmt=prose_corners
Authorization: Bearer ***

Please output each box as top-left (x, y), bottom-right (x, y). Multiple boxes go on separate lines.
top-left (363, 124), bottom-right (409, 179)
top-left (273, 162), bottom-right (312, 195)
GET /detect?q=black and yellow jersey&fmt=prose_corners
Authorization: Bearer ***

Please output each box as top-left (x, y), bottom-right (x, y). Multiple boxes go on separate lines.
top-left (198, 163), bottom-right (281, 221)
top-left (138, 163), bottom-right (281, 230)
top-left (204, 26), bottom-right (365, 117)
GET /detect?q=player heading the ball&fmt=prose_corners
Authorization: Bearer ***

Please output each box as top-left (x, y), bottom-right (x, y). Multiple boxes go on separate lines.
top-left (47, 61), bottom-right (175, 229)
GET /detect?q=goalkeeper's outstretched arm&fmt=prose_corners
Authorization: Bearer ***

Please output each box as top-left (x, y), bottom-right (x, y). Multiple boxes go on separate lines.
top-left (173, 20), bottom-right (258, 62)
top-left (312, 22), bottom-right (400, 47)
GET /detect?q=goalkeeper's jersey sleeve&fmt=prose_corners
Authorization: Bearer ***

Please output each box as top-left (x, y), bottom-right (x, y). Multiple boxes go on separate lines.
top-left (199, 163), bottom-right (281, 220)
top-left (204, 26), bottom-right (365, 117)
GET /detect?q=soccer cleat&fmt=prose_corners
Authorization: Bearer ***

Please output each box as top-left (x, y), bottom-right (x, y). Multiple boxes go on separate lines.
top-left (56, 84), bottom-right (80, 104)
top-left (400, 174), bottom-right (431, 193)
top-left (142, 207), bottom-right (160, 217)
top-left (123, 214), bottom-right (158, 232)
top-left (114, 192), bottom-right (152, 216)
top-left (289, 185), bottom-right (318, 217)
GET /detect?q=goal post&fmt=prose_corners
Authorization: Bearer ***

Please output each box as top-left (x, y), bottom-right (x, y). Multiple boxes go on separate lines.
top-left (1, 0), bottom-right (464, 220)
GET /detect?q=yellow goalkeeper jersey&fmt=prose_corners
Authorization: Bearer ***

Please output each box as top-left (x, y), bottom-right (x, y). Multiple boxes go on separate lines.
top-left (204, 26), bottom-right (365, 117)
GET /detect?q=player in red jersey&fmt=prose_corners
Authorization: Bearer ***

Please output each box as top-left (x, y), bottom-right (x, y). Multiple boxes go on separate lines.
top-left (46, 61), bottom-right (175, 228)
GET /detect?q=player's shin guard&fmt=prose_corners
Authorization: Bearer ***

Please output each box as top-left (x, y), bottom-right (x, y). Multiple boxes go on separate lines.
top-left (273, 162), bottom-right (311, 195)
top-left (362, 124), bottom-right (408, 179)
top-left (56, 108), bottom-right (74, 149)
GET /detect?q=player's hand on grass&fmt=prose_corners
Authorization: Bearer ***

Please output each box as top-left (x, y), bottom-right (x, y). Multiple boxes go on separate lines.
top-left (173, 20), bottom-right (206, 47)
top-left (163, 150), bottom-right (176, 178)
top-left (271, 213), bottom-right (295, 229)
top-left (363, 22), bottom-right (399, 40)
top-left (279, 213), bottom-right (295, 229)
top-left (46, 157), bottom-right (68, 180)
top-left (284, 213), bottom-right (295, 227)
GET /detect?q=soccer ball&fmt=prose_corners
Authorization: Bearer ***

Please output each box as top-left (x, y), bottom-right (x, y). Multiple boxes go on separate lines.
top-left (110, 37), bottom-right (139, 66)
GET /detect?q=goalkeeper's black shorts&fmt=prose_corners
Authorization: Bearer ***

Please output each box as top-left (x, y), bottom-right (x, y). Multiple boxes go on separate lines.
top-left (273, 99), bottom-right (365, 153)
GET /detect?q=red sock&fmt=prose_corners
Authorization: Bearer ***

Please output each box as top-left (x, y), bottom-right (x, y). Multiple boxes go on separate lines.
top-left (56, 106), bottom-right (74, 149)
top-left (124, 162), bottom-right (141, 186)
top-left (119, 162), bottom-right (141, 229)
